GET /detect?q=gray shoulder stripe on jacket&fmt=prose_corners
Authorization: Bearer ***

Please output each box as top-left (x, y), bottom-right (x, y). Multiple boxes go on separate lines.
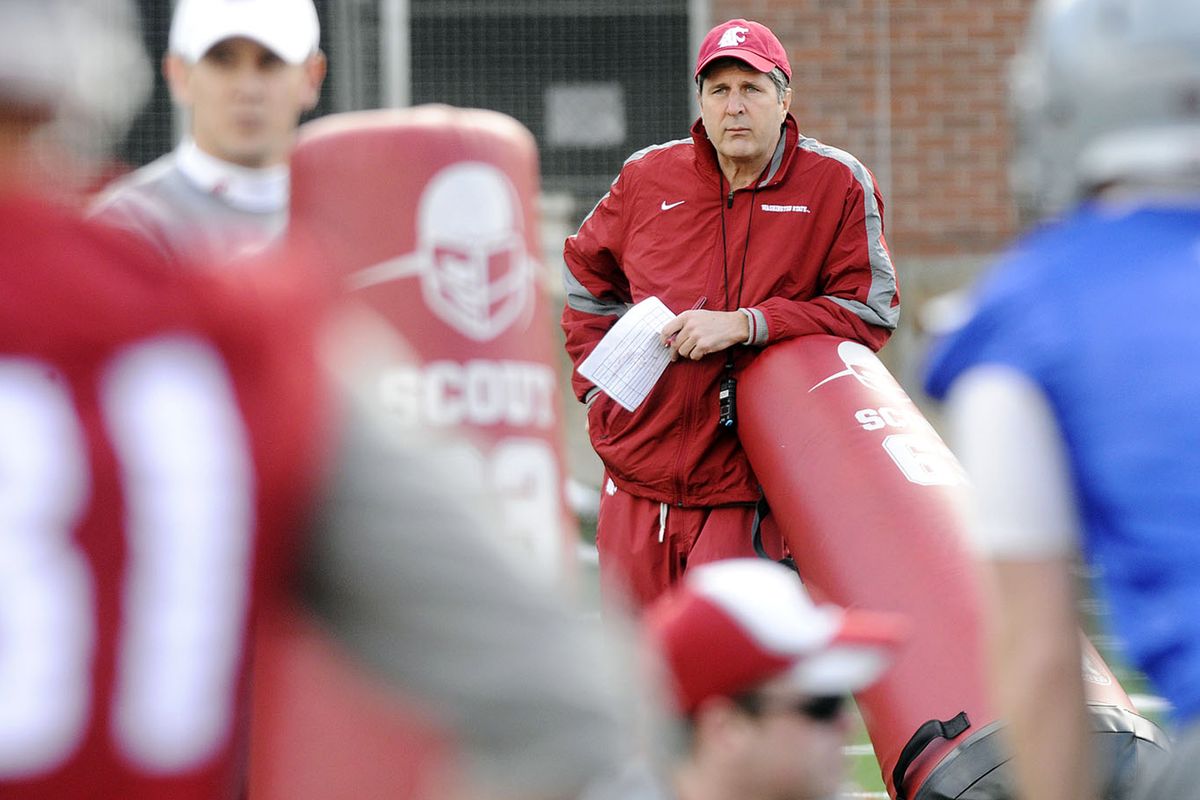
top-left (797, 137), bottom-right (900, 331)
top-left (757, 131), bottom-right (788, 187)
top-left (826, 296), bottom-right (898, 331)
top-left (623, 137), bottom-right (691, 168)
top-left (563, 265), bottom-right (631, 317)
top-left (571, 138), bottom-right (693, 233)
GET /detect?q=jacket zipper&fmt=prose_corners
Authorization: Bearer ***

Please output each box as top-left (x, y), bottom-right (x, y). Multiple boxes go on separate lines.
top-left (671, 187), bottom-right (738, 506)
top-left (671, 362), bottom-right (700, 507)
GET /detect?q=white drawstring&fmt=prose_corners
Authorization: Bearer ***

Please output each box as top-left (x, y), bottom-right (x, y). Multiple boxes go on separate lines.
top-left (658, 502), bottom-right (668, 543)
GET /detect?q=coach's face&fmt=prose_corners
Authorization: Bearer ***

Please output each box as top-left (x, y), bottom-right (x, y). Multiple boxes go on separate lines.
top-left (166, 37), bottom-right (325, 168)
top-left (699, 62), bottom-right (790, 176)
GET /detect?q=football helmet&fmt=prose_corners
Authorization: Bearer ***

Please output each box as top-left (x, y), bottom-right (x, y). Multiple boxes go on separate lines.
top-left (1010, 0), bottom-right (1200, 216)
top-left (0, 0), bottom-right (149, 154)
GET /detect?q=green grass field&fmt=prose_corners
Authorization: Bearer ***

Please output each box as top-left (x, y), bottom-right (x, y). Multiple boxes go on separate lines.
top-left (846, 713), bottom-right (888, 796)
top-left (835, 568), bottom-right (1168, 798)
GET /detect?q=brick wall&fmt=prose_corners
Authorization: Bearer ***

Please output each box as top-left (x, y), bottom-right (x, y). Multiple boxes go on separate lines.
top-left (712, 0), bottom-right (1035, 259)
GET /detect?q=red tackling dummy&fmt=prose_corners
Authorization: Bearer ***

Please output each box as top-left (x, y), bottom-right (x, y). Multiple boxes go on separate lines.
top-left (289, 105), bottom-right (578, 580)
top-left (738, 335), bottom-right (1164, 799)
top-left (250, 106), bottom-right (584, 800)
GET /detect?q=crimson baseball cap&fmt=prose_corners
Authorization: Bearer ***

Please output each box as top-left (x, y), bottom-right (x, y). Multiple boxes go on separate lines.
top-left (170, 0), bottom-right (321, 64)
top-left (645, 559), bottom-right (906, 714)
top-left (695, 19), bottom-right (792, 82)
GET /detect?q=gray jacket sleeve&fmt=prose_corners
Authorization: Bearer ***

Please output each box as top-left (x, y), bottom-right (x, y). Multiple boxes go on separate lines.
top-left (299, 396), bottom-right (654, 798)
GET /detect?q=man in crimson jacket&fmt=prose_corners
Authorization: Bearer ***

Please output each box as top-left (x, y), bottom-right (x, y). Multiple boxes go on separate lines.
top-left (562, 18), bottom-right (900, 609)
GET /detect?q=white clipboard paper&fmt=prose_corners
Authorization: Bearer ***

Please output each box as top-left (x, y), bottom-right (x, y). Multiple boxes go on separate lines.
top-left (578, 296), bottom-right (676, 411)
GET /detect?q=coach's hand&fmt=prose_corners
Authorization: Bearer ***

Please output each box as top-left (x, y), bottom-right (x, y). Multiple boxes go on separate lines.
top-left (661, 310), bottom-right (749, 361)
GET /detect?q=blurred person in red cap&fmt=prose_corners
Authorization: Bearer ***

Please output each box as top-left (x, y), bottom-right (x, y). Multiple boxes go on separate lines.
top-left (561, 18), bottom-right (900, 609)
top-left (92, 0), bottom-right (326, 266)
top-left (645, 559), bottom-right (906, 800)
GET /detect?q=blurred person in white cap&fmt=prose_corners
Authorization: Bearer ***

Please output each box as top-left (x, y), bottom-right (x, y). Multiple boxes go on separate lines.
top-left (92, 0), bottom-right (326, 265)
top-left (561, 19), bottom-right (899, 610)
top-left (644, 559), bottom-right (906, 800)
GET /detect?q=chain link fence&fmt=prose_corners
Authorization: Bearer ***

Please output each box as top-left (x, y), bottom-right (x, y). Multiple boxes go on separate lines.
top-left (115, 0), bottom-right (695, 211)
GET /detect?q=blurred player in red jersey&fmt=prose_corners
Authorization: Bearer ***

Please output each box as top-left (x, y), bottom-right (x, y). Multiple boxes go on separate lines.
top-left (0, 4), bottom-right (328, 797)
top-left (0, 2), bottom-right (653, 799)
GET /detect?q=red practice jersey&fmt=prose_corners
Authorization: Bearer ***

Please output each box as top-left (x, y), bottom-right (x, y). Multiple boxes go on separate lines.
top-left (0, 192), bottom-right (326, 799)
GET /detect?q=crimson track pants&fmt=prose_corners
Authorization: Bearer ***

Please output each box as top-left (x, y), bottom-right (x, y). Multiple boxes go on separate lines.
top-left (595, 474), bottom-right (786, 611)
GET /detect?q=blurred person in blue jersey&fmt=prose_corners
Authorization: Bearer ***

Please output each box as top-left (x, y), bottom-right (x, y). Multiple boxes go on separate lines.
top-left (92, 0), bottom-right (326, 265)
top-left (923, 1), bottom-right (1200, 798)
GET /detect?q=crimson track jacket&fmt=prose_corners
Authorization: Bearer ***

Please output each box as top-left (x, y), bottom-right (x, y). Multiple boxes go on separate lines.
top-left (562, 114), bottom-right (899, 507)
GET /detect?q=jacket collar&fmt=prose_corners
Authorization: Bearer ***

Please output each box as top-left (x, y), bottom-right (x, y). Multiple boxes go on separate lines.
top-left (690, 113), bottom-right (800, 190)
top-left (176, 139), bottom-right (289, 214)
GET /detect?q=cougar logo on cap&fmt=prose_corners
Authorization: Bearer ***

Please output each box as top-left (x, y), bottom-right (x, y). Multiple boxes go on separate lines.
top-left (695, 18), bottom-right (792, 83)
top-left (347, 162), bottom-right (535, 341)
top-left (718, 26), bottom-right (749, 48)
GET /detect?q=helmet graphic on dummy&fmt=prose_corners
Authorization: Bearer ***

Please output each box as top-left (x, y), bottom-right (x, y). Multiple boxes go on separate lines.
top-left (1009, 0), bottom-right (1200, 218)
top-left (416, 162), bottom-right (532, 341)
